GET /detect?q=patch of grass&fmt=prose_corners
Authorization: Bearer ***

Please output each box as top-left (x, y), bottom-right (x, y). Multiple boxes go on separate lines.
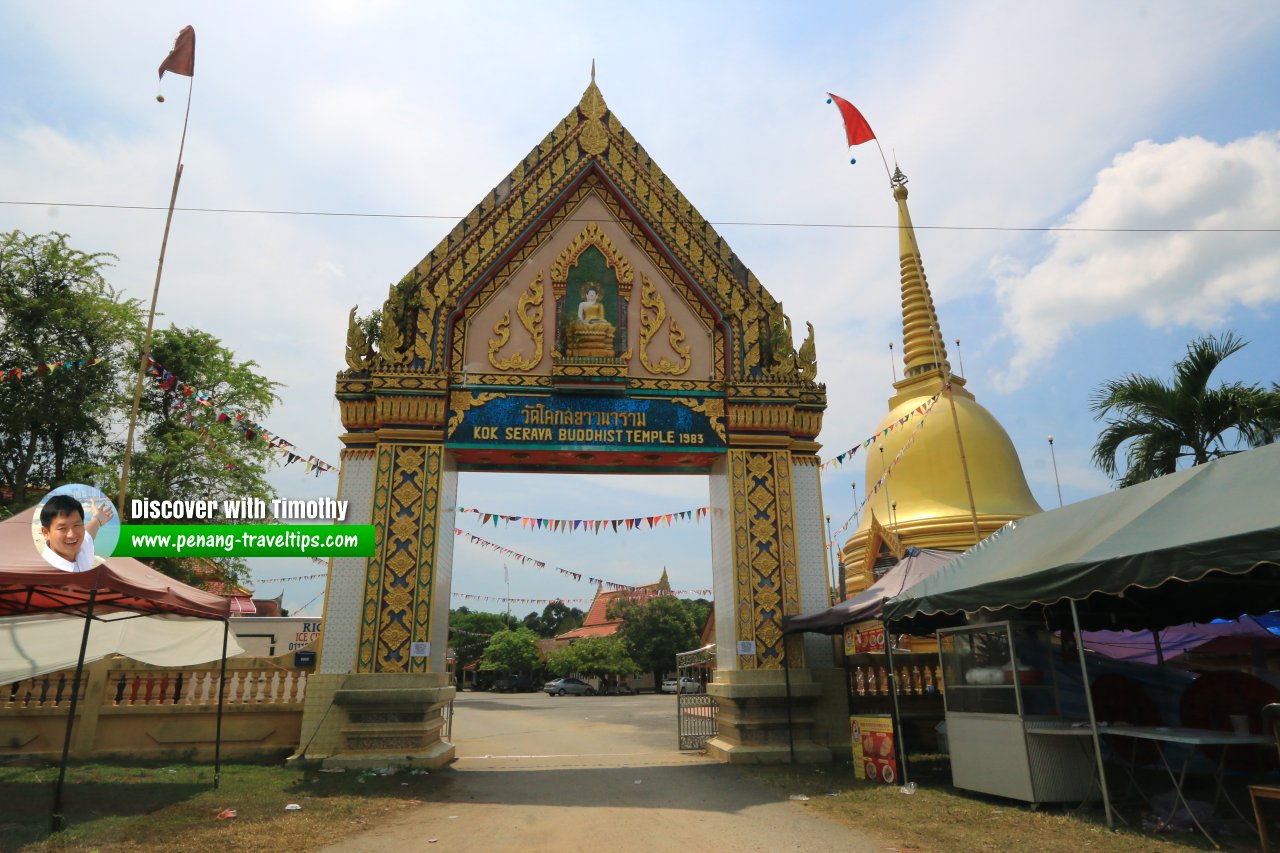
top-left (0, 758), bottom-right (448, 853)
top-left (745, 757), bottom-right (1248, 852)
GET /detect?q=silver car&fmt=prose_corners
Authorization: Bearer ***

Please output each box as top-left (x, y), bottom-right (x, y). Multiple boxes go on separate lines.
top-left (544, 677), bottom-right (595, 696)
top-left (660, 677), bottom-right (703, 694)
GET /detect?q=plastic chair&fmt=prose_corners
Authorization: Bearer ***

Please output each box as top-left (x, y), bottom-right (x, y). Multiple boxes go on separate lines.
top-left (1250, 704), bottom-right (1280, 852)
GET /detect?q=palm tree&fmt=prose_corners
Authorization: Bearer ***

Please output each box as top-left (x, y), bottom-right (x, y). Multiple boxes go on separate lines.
top-left (1091, 332), bottom-right (1280, 487)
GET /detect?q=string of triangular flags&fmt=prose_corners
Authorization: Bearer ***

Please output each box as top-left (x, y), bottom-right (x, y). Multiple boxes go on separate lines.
top-left (456, 528), bottom-right (649, 591)
top-left (826, 510), bottom-right (856, 550)
top-left (143, 355), bottom-right (337, 476)
top-left (458, 506), bottom-right (710, 533)
top-left (819, 390), bottom-right (943, 471)
top-left (251, 571), bottom-right (329, 584)
top-left (863, 385), bottom-right (946, 501)
top-left (0, 356), bottom-right (99, 383)
top-left (451, 587), bottom-right (713, 606)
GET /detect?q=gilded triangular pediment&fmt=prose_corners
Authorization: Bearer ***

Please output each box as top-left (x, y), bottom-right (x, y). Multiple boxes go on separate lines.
top-left (350, 79), bottom-right (821, 389)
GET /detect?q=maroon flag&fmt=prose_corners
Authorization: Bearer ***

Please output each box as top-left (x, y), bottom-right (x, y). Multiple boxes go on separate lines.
top-left (826, 93), bottom-right (875, 146)
top-left (158, 26), bottom-right (196, 79)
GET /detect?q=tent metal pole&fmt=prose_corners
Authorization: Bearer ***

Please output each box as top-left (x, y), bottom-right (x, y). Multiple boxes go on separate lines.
top-left (52, 588), bottom-right (96, 832)
top-left (1070, 600), bottom-right (1113, 829)
top-left (214, 618), bottom-right (229, 789)
top-left (1151, 629), bottom-right (1165, 668)
top-left (783, 637), bottom-right (796, 764)
top-left (884, 629), bottom-right (910, 786)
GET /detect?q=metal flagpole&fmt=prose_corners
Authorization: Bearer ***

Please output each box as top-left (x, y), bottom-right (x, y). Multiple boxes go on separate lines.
top-left (1048, 436), bottom-right (1065, 509)
top-left (118, 63), bottom-right (195, 511)
top-left (52, 589), bottom-right (97, 832)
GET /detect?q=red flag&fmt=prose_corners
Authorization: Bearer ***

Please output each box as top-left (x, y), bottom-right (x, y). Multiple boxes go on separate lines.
top-left (158, 26), bottom-right (196, 79)
top-left (826, 93), bottom-right (875, 146)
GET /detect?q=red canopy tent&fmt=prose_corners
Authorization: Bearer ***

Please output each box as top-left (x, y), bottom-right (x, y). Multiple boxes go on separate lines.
top-left (0, 506), bottom-right (233, 831)
top-left (0, 507), bottom-right (230, 619)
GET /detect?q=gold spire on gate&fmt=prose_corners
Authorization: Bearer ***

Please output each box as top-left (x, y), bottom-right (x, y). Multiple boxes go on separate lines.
top-left (579, 62), bottom-right (608, 156)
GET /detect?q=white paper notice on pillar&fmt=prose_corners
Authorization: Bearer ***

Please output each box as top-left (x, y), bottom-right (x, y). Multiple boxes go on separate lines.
top-left (410, 641), bottom-right (430, 658)
top-left (736, 640), bottom-right (755, 656)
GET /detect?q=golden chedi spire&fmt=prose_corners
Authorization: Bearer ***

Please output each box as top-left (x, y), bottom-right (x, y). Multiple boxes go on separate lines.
top-left (839, 168), bottom-right (1041, 597)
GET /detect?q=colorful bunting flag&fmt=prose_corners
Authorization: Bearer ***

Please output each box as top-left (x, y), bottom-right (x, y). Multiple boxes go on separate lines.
top-left (0, 357), bottom-right (98, 383)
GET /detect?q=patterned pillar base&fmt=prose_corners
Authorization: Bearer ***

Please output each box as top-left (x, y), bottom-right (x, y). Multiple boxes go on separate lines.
top-left (703, 669), bottom-right (832, 764)
top-left (294, 672), bottom-right (455, 770)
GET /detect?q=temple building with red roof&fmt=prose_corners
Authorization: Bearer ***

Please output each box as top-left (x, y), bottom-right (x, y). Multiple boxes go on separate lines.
top-left (555, 569), bottom-right (671, 642)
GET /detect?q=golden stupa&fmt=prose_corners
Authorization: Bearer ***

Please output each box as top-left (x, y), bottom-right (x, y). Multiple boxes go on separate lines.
top-left (840, 171), bottom-right (1042, 596)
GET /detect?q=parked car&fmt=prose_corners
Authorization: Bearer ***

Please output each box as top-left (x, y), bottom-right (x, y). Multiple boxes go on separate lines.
top-left (493, 674), bottom-right (542, 693)
top-left (544, 677), bottom-right (595, 696)
top-left (660, 677), bottom-right (703, 694)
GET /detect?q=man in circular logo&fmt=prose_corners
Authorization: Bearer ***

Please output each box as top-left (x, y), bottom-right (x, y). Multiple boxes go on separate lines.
top-left (39, 493), bottom-right (114, 572)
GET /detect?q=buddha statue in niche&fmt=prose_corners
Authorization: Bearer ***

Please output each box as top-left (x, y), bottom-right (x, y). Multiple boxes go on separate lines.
top-left (567, 281), bottom-right (616, 357)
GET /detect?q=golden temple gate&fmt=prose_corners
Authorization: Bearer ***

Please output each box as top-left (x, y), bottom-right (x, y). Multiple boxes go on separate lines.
top-left (298, 76), bottom-right (843, 767)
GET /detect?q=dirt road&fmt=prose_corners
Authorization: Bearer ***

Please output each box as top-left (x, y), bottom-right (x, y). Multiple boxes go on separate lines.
top-left (320, 693), bottom-right (880, 852)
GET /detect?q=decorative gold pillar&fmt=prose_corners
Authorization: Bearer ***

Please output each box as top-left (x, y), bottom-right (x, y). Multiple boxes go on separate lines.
top-left (358, 441), bottom-right (443, 673)
top-left (705, 384), bottom-right (832, 764)
top-left (726, 447), bottom-right (804, 669)
top-left (298, 361), bottom-right (456, 769)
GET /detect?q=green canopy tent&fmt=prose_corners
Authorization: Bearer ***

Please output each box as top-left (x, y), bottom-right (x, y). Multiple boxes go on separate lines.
top-left (881, 442), bottom-right (1280, 827)
top-left (882, 442), bottom-right (1280, 635)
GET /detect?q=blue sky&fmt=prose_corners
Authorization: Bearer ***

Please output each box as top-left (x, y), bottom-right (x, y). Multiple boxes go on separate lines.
top-left (2, 1), bottom-right (1278, 617)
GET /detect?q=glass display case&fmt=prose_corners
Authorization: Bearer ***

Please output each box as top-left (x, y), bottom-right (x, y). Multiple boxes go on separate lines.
top-left (938, 622), bottom-right (1054, 715)
top-left (936, 621), bottom-right (1095, 803)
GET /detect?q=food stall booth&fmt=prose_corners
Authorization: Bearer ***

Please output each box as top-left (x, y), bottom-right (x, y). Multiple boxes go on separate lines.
top-left (882, 442), bottom-right (1280, 840)
top-left (784, 547), bottom-right (958, 785)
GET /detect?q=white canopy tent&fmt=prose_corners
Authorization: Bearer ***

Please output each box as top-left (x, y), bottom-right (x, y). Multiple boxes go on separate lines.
top-left (1, 612), bottom-right (244, 684)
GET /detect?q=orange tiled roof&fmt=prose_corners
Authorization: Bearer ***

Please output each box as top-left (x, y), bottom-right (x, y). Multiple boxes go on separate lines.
top-left (556, 623), bottom-right (622, 640)
top-left (554, 569), bottom-right (671, 642)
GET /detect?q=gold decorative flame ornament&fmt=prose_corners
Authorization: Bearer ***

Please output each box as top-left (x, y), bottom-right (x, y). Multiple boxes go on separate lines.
top-left (487, 273), bottom-right (545, 371)
top-left (638, 274), bottom-right (691, 375)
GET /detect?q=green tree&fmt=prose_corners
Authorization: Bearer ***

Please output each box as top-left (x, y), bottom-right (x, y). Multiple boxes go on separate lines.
top-left (1091, 332), bottom-right (1280, 487)
top-left (103, 326), bottom-right (281, 584)
top-left (545, 636), bottom-right (637, 691)
top-left (608, 595), bottom-right (700, 688)
top-left (519, 602), bottom-right (585, 637)
top-left (543, 643), bottom-right (579, 677)
top-left (479, 627), bottom-right (541, 674)
top-left (450, 609), bottom-right (515, 676)
top-left (0, 230), bottom-right (143, 513)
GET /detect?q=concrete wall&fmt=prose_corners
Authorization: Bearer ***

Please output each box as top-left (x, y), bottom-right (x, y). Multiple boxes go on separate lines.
top-left (1, 653), bottom-right (307, 761)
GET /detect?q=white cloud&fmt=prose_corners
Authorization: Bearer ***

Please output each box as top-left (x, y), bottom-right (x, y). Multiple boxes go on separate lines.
top-left (993, 132), bottom-right (1280, 389)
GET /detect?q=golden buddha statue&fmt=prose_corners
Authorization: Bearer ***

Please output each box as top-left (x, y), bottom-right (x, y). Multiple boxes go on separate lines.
top-left (567, 282), bottom-right (616, 357)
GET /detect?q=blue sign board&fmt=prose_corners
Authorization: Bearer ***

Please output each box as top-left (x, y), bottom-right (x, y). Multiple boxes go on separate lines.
top-left (448, 393), bottom-right (725, 453)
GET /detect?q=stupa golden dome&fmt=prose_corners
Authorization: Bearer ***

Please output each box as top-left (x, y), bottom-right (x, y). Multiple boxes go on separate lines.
top-left (840, 173), bottom-right (1041, 596)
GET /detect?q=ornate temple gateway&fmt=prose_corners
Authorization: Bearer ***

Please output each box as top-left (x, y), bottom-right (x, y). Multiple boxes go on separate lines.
top-left (298, 75), bottom-right (842, 766)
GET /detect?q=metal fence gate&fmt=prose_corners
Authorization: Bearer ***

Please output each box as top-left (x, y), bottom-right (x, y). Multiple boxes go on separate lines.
top-left (675, 643), bottom-right (717, 750)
